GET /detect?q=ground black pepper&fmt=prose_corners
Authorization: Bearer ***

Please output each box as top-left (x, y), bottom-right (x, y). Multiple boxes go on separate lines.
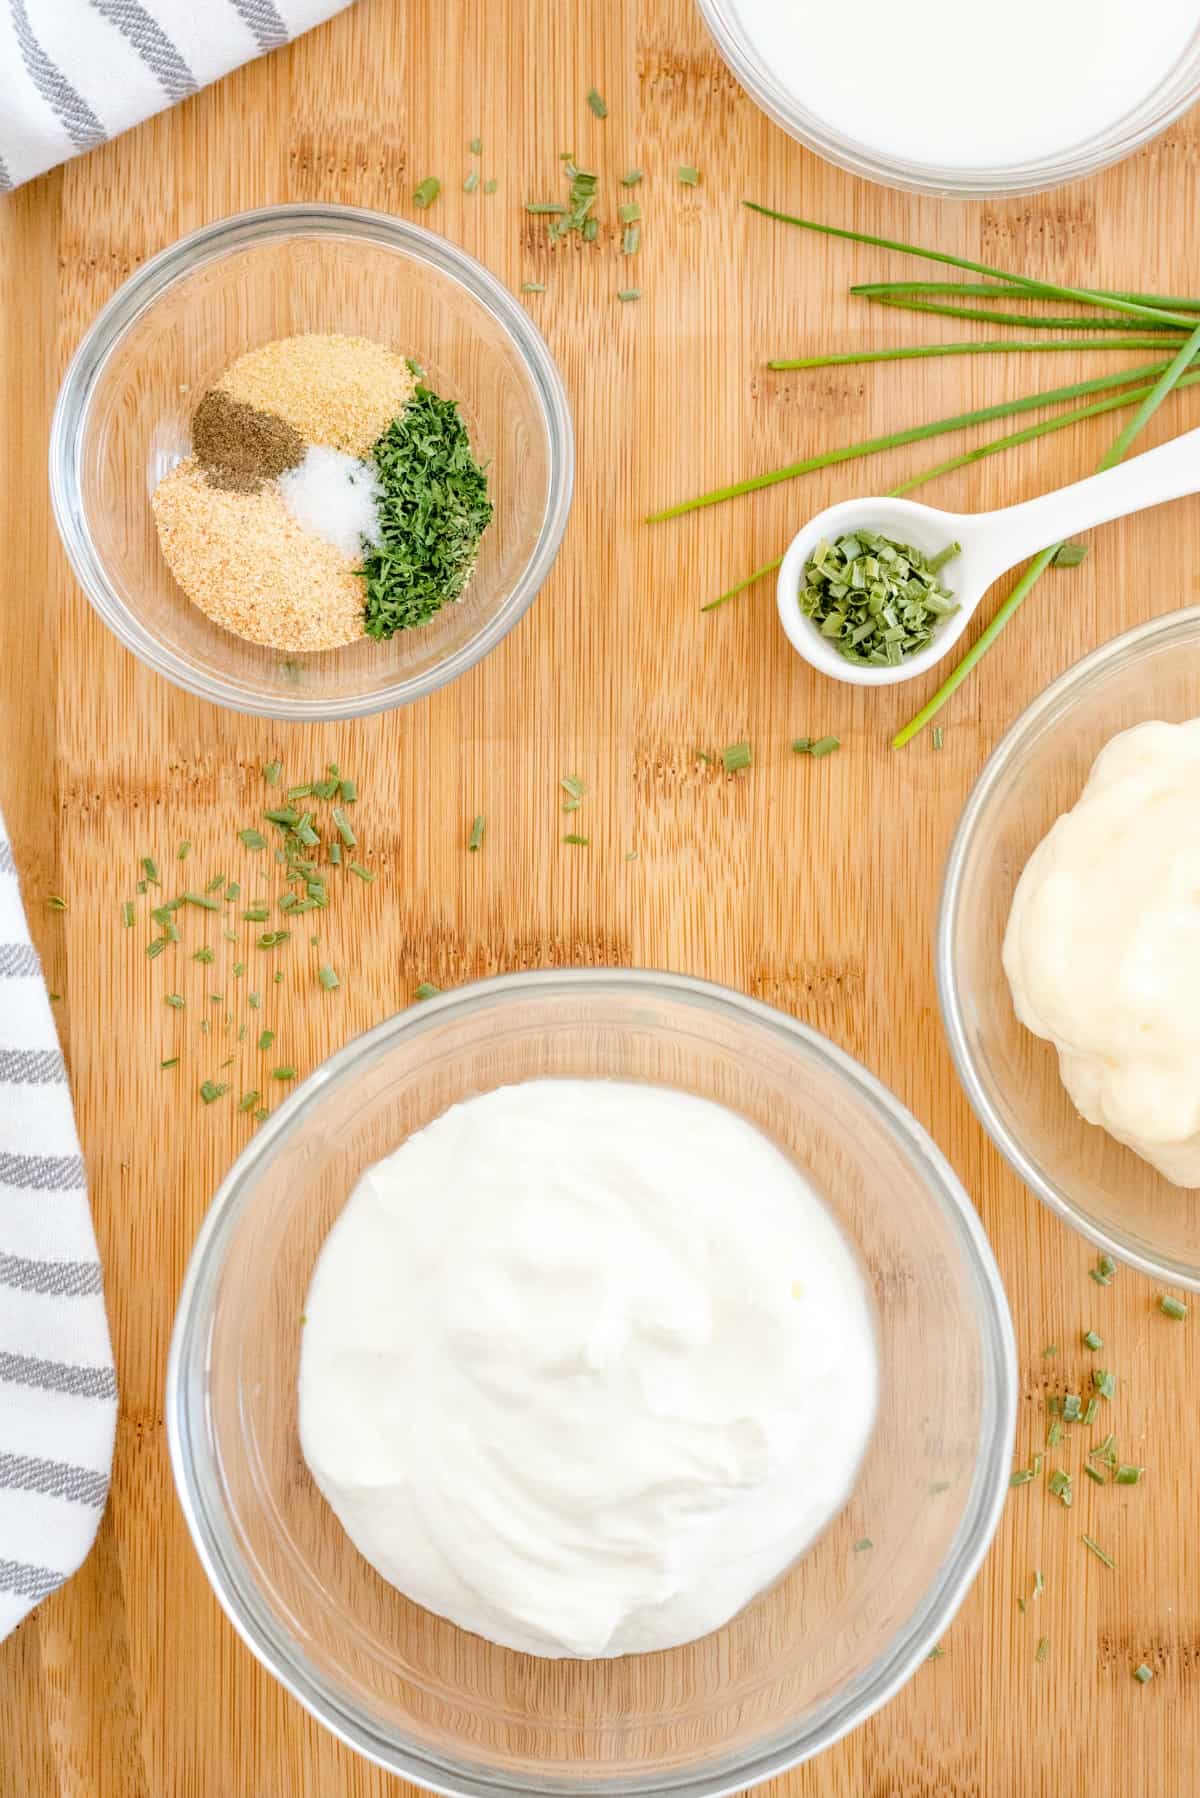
top-left (192, 389), bottom-right (303, 493)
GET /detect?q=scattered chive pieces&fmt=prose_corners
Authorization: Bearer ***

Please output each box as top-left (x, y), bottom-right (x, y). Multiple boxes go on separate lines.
top-left (484, 178), bottom-right (498, 194)
top-left (414, 982), bottom-right (440, 1000)
top-left (183, 891), bottom-right (220, 911)
top-left (1133, 1663), bottom-right (1154, 1684)
top-left (1116, 1463), bottom-right (1144, 1484)
top-left (263, 760), bottom-right (282, 785)
top-left (238, 1091), bottom-right (260, 1112)
top-left (165, 993), bottom-right (185, 1010)
top-left (1083, 1329), bottom-right (1103, 1351)
top-left (1010, 1467), bottom-right (1036, 1487)
top-left (678, 164), bottom-right (700, 185)
top-left (617, 289), bottom-right (641, 302)
top-left (561, 775), bottom-right (586, 802)
top-left (586, 87), bottom-right (607, 117)
top-left (1159, 1294), bottom-right (1188, 1320)
top-left (521, 282), bottom-right (547, 294)
top-left (318, 965), bottom-right (340, 992)
top-left (242, 906), bottom-right (270, 922)
top-left (932, 727), bottom-right (945, 750)
top-left (562, 833), bottom-right (590, 846)
top-left (1062, 1393), bottom-right (1082, 1423)
top-left (812, 736), bottom-right (841, 757)
top-left (205, 874), bottom-right (225, 894)
top-left (1043, 1344), bottom-right (1059, 1358)
top-left (121, 902), bottom-right (135, 927)
top-left (1081, 1534), bottom-right (1115, 1569)
top-left (721, 740), bottom-right (752, 773)
top-left (177, 841), bottom-right (191, 861)
top-left (623, 224), bottom-right (641, 256)
top-left (1093, 1369), bottom-right (1116, 1401)
top-left (339, 777), bottom-right (356, 803)
top-left (1082, 1397), bottom-right (1099, 1427)
top-left (467, 814), bottom-right (486, 853)
top-left (257, 931), bottom-right (290, 950)
top-left (136, 880), bottom-right (148, 895)
top-left (331, 807), bottom-right (356, 848)
top-left (622, 168), bottom-right (643, 185)
top-left (328, 842), bottom-right (342, 866)
top-left (199, 1080), bottom-right (229, 1104)
top-left (1047, 1469), bottom-right (1072, 1506)
top-left (258, 1030), bottom-right (275, 1052)
top-left (239, 828), bottom-right (267, 850)
top-left (619, 202), bottom-right (641, 224)
top-left (141, 857), bottom-right (159, 886)
top-left (469, 136), bottom-right (483, 154)
top-left (927, 1644), bottom-right (944, 1662)
top-left (286, 784), bottom-right (312, 801)
top-left (225, 882), bottom-right (240, 902)
top-left (1089, 1253), bottom-right (1117, 1286)
top-left (273, 970), bottom-right (284, 984)
top-left (526, 202), bottom-right (567, 215)
top-left (852, 1537), bottom-right (873, 1551)
top-left (1033, 1569), bottom-right (1044, 1599)
top-left (1035, 1637), bottom-right (1050, 1665)
top-left (272, 1066), bottom-right (297, 1082)
top-left (1052, 542), bottom-right (1089, 567)
top-left (413, 176), bottom-right (441, 209)
top-left (146, 938), bottom-right (167, 960)
top-left (150, 905), bottom-right (173, 926)
top-left (1083, 1461), bottom-right (1106, 1485)
top-left (348, 861), bottom-right (375, 882)
top-left (192, 946), bottom-right (214, 964)
top-left (160, 1055), bottom-right (179, 1069)
top-left (1017, 1597), bottom-right (1027, 1613)
top-left (464, 169), bottom-right (480, 194)
top-left (247, 992), bottom-right (260, 1010)
top-left (1047, 1396), bottom-right (1062, 1414)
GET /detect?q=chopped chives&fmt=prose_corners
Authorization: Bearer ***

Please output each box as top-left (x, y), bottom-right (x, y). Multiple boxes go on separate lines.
top-left (586, 87), bottom-right (607, 117)
top-left (1083, 1329), bottom-right (1103, 1350)
top-left (177, 841), bottom-right (191, 861)
top-left (272, 1066), bottom-right (297, 1082)
top-left (1043, 1344), bottom-right (1059, 1358)
top-left (257, 931), bottom-right (290, 949)
top-left (623, 224), bottom-right (640, 256)
top-left (1047, 1469), bottom-right (1072, 1506)
top-left (247, 992), bottom-right (260, 1009)
top-left (121, 901), bottom-right (136, 927)
top-left (286, 784), bottom-right (313, 801)
top-left (192, 946), bottom-right (214, 964)
top-left (258, 1030), bottom-right (275, 1051)
top-left (204, 873), bottom-right (225, 894)
top-left (932, 727), bottom-right (944, 750)
top-left (467, 814), bottom-right (485, 852)
top-left (242, 906), bottom-right (270, 922)
top-left (622, 168), bottom-right (643, 185)
top-left (469, 136), bottom-right (483, 154)
top-left (164, 921), bottom-right (181, 943)
top-left (619, 202), bottom-right (641, 224)
top-left (141, 857), bottom-right (159, 886)
top-left (150, 905), bottom-right (174, 926)
top-left (811, 736), bottom-right (841, 757)
top-left (183, 891), bottom-right (221, 911)
top-left (1033, 1569), bottom-right (1044, 1599)
top-left (678, 164), bottom-right (700, 185)
top-left (1083, 1462), bottom-right (1105, 1484)
top-left (263, 760), bottom-right (282, 785)
top-left (339, 777), bottom-right (357, 803)
top-left (852, 1537), bottom-right (873, 1551)
top-left (210, 992), bottom-right (223, 1005)
top-left (526, 202), bottom-right (567, 215)
top-left (927, 1644), bottom-right (944, 1661)
top-left (1159, 1294), bottom-right (1187, 1320)
top-left (561, 775), bottom-right (586, 802)
top-left (414, 982), bottom-right (440, 1000)
top-left (1010, 1467), bottom-right (1036, 1486)
top-left (617, 288), bottom-right (641, 302)
top-left (165, 994), bottom-right (185, 1010)
top-left (264, 807), bottom-right (299, 827)
top-left (331, 807), bottom-right (356, 847)
top-left (721, 740), bottom-right (752, 772)
top-left (562, 833), bottom-right (590, 846)
top-left (1035, 1636), bottom-right (1050, 1664)
top-left (318, 965), bottom-right (339, 991)
top-left (1062, 1393), bottom-right (1082, 1423)
top-left (521, 282), bottom-right (547, 294)
top-left (1133, 1663), bottom-right (1154, 1684)
top-left (254, 1107), bottom-right (269, 1122)
top-left (160, 1056), bottom-right (179, 1069)
top-left (199, 1080), bottom-right (229, 1104)
top-left (222, 928), bottom-right (236, 943)
top-left (1082, 1397), bottom-right (1098, 1426)
top-left (146, 937), bottom-right (167, 960)
top-left (1017, 1597), bottom-right (1027, 1613)
top-left (1081, 1534), bottom-right (1115, 1569)
top-left (239, 829), bottom-right (267, 850)
top-left (328, 842), bottom-right (342, 865)
top-left (484, 178), bottom-right (498, 194)
top-left (224, 882), bottom-right (240, 902)
top-left (464, 169), bottom-right (480, 193)
top-left (1093, 1369), bottom-right (1116, 1401)
top-left (1116, 1464), bottom-right (1144, 1484)
top-left (136, 880), bottom-right (148, 895)
top-left (273, 970), bottom-right (283, 984)
top-left (238, 1091), bottom-right (260, 1112)
top-left (413, 177), bottom-right (441, 209)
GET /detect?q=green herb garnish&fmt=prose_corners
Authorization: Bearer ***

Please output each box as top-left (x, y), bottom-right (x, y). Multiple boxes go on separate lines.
top-left (1093, 1369), bottom-right (1116, 1401)
top-left (617, 289), bottom-right (640, 302)
top-left (622, 168), bottom-right (643, 185)
top-left (464, 169), bottom-right (480, 194)
top-left (521, 282), bottom-right (547, 294)
top-left (263, 760), bottom-right (282, 785)
top-left (1116, 1464), bottom-right (1144, 1485)
top-left (271, 1066), bottom-right (297, 1082)
top-left (121, 901), bottom-right (136, 927)
top-left (586, 87), bottom-right (607, 117)
top-left (258, 1030), bottom-right (275, 1052)
top-left (1047, 1469), bottom-right (1072, 1507)
top-left (331, 807), bottom-right (356, 848)
top-left (484, 178), bottom-right (498, 194)
top-left (1081, 1534), bottom-right (1114, 1569)
top-left (360, 387), bottom-right (492, 639)
top-left (932, 726), bottom-right (944, 749)
top-left (192, 946), bottom-right (214, 964)
top-left (1133, 1663), bottom-right (1154, 1684)
top-left (239, 828), bottom-right (267, 851)
top-left (205, 873), bottom-right (224, 894)
top-left (1159, 1295), bottom-right (1188, 1320)
top-left (199, 1080), bottom-right (229, 1104)
top-left (142, 857), bottom-right (159, 886)
top-left (413, 177), bottom-right (441, 209)
top-left (800, 531), bottom-right (959, 667)
top-left (678, 164), bottom-right (700, 186)
top-left (238, 1091), bottom-right (260, 1112)
top-left (563, 833), bottom-right (590, 845)
top-left (720, 741), bottom-right (752, 772)
top-left (1035, 1637), bottom-right (1050, 1664)
top-left (165, 994), bottom-right (185, 1010)
top-left (1083, 1329), bottom-right (1103, 1351)
top-left (852, 1537), bottom-right (873, 1551)
top-left (177, 841), bottom-right (191, 861)
top-left (623, 224), bottom-right (641, 257)
top-left (318, 965), bottom-right (339, 991)
top-left (146, 938), bottom-right (167, 960)
top-left (414, 982), bottom-right (440, 1000)
top-left (467, 814), bottom-right (485, 852)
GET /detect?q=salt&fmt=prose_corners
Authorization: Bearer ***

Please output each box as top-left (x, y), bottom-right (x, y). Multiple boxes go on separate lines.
top-left (277, 445), bottom-right (382, 564)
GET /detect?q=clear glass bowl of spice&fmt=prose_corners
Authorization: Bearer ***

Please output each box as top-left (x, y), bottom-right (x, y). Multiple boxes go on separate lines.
top-left (50, 206), bottom-right (574, 720)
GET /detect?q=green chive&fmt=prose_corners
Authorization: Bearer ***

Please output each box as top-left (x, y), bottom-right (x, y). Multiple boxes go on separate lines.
top-left (264, 807), bottom-right (299, 827)
top-left (1017, 1597), bottom-right (1027, 1613)
top-left (619, 202), bottom-right (641, 224)
top-left (199, 1080), bottom-right (229, 1104)
top-left (464, 169), bottom-right (480, 193)
top-left (1083, 1462), bottom-right (1106, 1484)
top-left (561, 775), bottom-right (586, 802)
top-left (150, 905), bottom-right (174, 926)
top-left (586, 87), bottom-right (607, 117)
top-left (1133, 1664), bottom-right (1154, 1684)
top-left (1052, 542), bottom-right (1089, 567)
top-left (192, 946), bottom-right (214, 964)
top-left (273, 970), bottom-right (283, 984)
top-left (242, 906), bottom-right (270, 922)
top-left (810, 736), bottom-right (841, 758)
top-left (1035, 1637), bottom-right (1050, 1665)
top-left (1082, 1397), bottom-right (1099, 1426)
top-left (165, 994), bottom-right (185, 1010)
top-left (182, 892), bottom-right (219, 911)
top-left (258, 1030), bottom-right (275, 1052)
top-left (721, 741), bottom-right (752, 772)
top-left (932, 727), bottom-right (945, 750)
top-left (1083, 1330), bottom-right (1103, 1351)
top-left (121, 901), bottom-right (136, 927)
top-left (1159, 1294), bottom-right (1188, 1320)
top-left (146, 937), bottom-right (167, 960)
top-left (678, 164), bottom-right (700, 185)
top-left (1033, 1570), bottom-right (1044, 1599)
top-left (521, 282), bottom-right (546, 294)
top-left (141, 857), bottom-right (159, 886)
top-left (1010, 1467), bottom-right (1036, 1486)
top-left (469, 136), bottom-right (483, 154)
top-left (263, 760), bottom-right (282, 785)
top-left (1116, 1464), bottom-right (1144, 1485)
top-left (1047, 1469), bottom-right (1072, 1506)
top-left (238, 1091), bottom-right (260, 1112)
top-left (484, 178), bottom-right (498, 194)
top-left (468, 814), bottom-right (485, 852)
top-left (210, 992), bottom-right (223, 1005)
top-left (623, 224), bottom-right (641, 256)
top-left (177, 841), bottom-right (191, 861)
top-left (562, 832), bottom-right (590, 846)
top-left (1062, 1393), bottom-right (1082, 1423)
top-left (622, 168), bottom-right (643, 185)
top-left (526, 202), bottom-right (567, 215)
top-left (318, 965), bottom-right (339, 992)
top-left (272, 1066), bottom-right (297, 1082)
top-left (852, 1537), bottom-right (873, 1551)
top-left (1093, 1369), bottom-right (1116, 1401)
top-left (617, 289), bottom-right (640, 302)
top-left (1081, 1534), bottom-right (1115, 1569)
top-left (927, 1644), bottom-right (944, 1662)
top-left (331, 807), bottom-right (356, 847)
top-left (224, 882), bottom-right (240, 902)
top-left (1043, 1344), bottom-right (1059, 1358)
top-left (257, 931), bottom-right (290, 950)
top-left (205, 874), bottom-right (224, 894)
top-left (413, 176), bottom-right (441, 208)
top-left (239, 828), bottom-right (267, 850)
top-left (339, 776), bottom-right (357, 803)
top-left (414, 982), bottom-right (440, 1000)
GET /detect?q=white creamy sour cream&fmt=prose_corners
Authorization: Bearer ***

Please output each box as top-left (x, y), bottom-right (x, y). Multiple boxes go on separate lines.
top-left (1004, 720), bottom-right (1200, 1187)
top-left (299, 1079), bottom-right (878, 1658)
top-left (729, 0), bottom-right (1195, 168)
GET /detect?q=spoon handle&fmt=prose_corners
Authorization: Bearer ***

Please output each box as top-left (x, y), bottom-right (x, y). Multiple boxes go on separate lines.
top-left (977, 425), bottom-right (1200, 573)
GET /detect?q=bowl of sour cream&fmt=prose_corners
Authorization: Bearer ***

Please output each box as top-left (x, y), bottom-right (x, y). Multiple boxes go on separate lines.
top-left (699, 0), bottom-right (1200, 197)
top-left (941, 608), bottom-right (1200, 1288)
top-left (167, 968), bottom-right (1014, 1795)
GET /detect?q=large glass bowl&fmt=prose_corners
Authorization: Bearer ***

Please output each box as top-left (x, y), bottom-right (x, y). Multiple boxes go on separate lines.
top-left (939, 608), bottom-right (1200, 1288)
top-left (697, 0), bottom-right (1200, 197)
top-left (167, 969), bottom-right (1016, 1796)
top-left (49, 205), bottom-right (573, 721)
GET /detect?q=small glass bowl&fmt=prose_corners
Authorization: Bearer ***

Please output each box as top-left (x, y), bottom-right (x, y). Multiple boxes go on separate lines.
top-left (940, 608), bottom-right (1200, 1288)
top-left (167, 969), bottom-right (1016, 1796)
top-left (49, 205), bottom-right (573, 720)
top-left (697, 0), bottom-right (1200, 197)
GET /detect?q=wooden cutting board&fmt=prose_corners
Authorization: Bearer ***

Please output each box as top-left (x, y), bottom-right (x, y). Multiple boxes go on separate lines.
top-left (3, 0), bottom-right (1199, 1791)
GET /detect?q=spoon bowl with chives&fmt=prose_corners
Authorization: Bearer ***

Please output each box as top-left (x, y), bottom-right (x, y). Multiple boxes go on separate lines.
top-left (777, 424), bottom-right (1200, 687)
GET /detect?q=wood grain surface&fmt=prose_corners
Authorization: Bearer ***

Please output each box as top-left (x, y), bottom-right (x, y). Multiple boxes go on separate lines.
top-left (3, 0), bottom-right (1200, 1792)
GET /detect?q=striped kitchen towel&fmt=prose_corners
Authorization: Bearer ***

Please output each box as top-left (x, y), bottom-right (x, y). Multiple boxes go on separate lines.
top-left (0, 0), bottom-right (355, 192)
top-left (0, 814), bottom-right (116, 1638)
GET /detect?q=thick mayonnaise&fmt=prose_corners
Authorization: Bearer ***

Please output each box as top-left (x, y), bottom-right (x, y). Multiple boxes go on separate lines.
top-left (1004, 720), bottom-right (1200, 1187)
top-left (299, 1079), bottom-right (878, 1658)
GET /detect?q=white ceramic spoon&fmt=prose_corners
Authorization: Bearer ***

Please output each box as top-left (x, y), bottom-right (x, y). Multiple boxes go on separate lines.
top-left (776, 427), bottom-right (1200, 686)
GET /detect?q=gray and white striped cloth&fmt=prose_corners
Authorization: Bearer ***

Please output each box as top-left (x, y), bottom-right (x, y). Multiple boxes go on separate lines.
top-left (0, 0), bottom-right (353, 191)
top-left (0, 811), bottom-right (116, 1638)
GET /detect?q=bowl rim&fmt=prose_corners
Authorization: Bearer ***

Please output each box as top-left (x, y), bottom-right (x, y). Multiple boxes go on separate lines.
top-left (696, 0), bottom-right (1200, 198)
top-left (48, 202), bottom-right (575, 722)
top-left (166, 966), bottom-right (1017, 1797)
top-left (937, 604), bottom-right (1200, 1290)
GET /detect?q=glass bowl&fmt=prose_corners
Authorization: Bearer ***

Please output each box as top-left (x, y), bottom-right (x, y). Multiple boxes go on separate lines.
top-left (167, 969), bottom-right (1016, 1796)
top-left (49, 205), bottom-right (573, 721)
top-left (697, 0), bottom-right (1200, 197)
top-left (939, 608), bottom-right (1200, 1288)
